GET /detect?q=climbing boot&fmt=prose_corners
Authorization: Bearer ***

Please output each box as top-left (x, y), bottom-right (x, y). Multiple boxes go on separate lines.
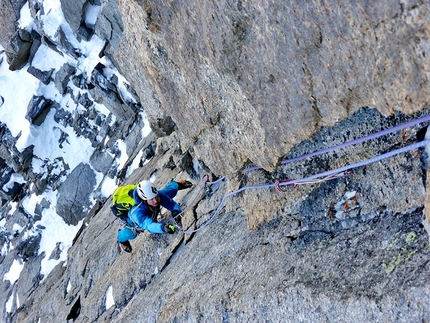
top-left (176, 180), bottom-right (193, 190)
top-left (118, 240), bottom-right (132, 253)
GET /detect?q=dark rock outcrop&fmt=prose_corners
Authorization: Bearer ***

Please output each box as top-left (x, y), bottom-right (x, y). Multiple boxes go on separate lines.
top-left (26, 96), bottom-right (59, 126)
top-left (56, 163), bottom-right (97, 225)
top-left (0, 0), bottom-right (27, 65)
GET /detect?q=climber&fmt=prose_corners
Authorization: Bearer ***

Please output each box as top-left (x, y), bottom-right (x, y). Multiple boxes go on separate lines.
top-left (117, 180), bottom-right (193, 253)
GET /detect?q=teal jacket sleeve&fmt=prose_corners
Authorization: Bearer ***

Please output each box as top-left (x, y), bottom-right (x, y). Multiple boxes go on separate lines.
top-left (129, 205), bottom-right (164, 234)
top-left (158, 191), bottom-right (181, 212)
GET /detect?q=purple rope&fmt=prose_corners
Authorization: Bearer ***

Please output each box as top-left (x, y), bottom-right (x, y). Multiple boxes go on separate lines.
top-left (182, 139), bottom-right (430, 234)
top-left (243, 114), bottom-right (430, 172)
top-left (206, 176), bottom-right (226, 186)
top-left (280, 139), bottom-right (430, 186)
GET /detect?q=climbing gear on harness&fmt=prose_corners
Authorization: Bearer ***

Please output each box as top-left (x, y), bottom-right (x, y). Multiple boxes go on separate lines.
top-left (130, 225), bottom-right (146, 235)
top-left (171, 209), bottom-right (180, 220)
top-left (137, 181), bottom-right (158, 200)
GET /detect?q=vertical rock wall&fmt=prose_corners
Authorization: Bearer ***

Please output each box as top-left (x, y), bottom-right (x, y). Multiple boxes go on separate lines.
top-left (114, 0), bottom-right (430, 176)
top-left (10, 108), bottom-right (430, 323)
top-left (1, 1), bottom-right (430, 322)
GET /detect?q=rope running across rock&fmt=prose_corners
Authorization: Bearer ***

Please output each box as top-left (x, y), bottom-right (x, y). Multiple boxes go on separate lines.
top-left (170, 115), bottom-right (430, 235)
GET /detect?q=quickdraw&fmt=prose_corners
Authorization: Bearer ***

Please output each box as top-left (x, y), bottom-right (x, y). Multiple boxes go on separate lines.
top-left (274, 179), bottom-right (296, 193)
top-left (275, 171), bottom-right (351, 193)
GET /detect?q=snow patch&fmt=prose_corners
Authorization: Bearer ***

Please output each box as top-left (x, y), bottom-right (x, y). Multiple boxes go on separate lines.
top-left (140, 111), bottom-right (152, 137)
top-left (18, 2), bottom-right (36, 31)
top-left (3, 173), bottom-right (26, 192)
top-left (105, 285), bottom-right (115, 310)
top-left (117, 140), bottom-right (129, 170)
top-left (100, 176), bottom-right (117, 199)
top-left (84, 4), bottom-right (101, 28)
top-left (22, 191), bottom-right (83, 281)
top-left (32, 44), bottom-right (68, 72)
top-left (125, 150), bottom-right (145, 179)
top-left (17, 109), bottom-right (95, 171)
top-left (41, 0), bottom-right (65, 39)
top-left (5, 293), bottom-right (13, 313)
top-left (150, 172), bottom-right (157, 182)
top-left (67, 280), bottom-right (72, 293)
top-left (0, 63), bottom-right (39, 137)
top-left (3, 259), bottom-right (24, 284)
top-left (8, 202), bottom-right (18, 216)
top-left (13, 223), bottom-right (24, 235)
top-left (100, 56), bottom-right (137, 104)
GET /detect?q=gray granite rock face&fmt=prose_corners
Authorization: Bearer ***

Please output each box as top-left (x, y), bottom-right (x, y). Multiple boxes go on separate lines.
top-left (114, 0), bottom-right (430, 177)
top-left (8, 108), bottom-right (430, 323)
top-left (1, 1), bottom-right (430, 322)
top-left (0, 0), bottom-right (26, 64)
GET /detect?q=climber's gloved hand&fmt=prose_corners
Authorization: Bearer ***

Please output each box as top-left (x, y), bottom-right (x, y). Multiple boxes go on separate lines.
top-left (171, 210), bottom-right (180, 218)
top-left (162, 222), bottom-right (176, 234)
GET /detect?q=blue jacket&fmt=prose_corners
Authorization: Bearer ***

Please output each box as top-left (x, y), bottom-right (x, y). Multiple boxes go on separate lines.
top-left (127, 188), bottom-right (181, 234)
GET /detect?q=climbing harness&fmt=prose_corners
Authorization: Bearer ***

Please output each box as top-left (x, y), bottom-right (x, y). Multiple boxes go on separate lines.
top-left (117, 201), bottom-right (149, 234)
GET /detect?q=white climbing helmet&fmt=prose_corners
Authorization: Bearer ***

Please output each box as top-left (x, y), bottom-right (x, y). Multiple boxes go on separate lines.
top-left (137, 181), bottom-right (158, 200)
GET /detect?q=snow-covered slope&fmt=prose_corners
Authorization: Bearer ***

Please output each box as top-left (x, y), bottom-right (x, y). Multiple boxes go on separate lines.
top-left (0, 0), bottom-right (150, 299)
